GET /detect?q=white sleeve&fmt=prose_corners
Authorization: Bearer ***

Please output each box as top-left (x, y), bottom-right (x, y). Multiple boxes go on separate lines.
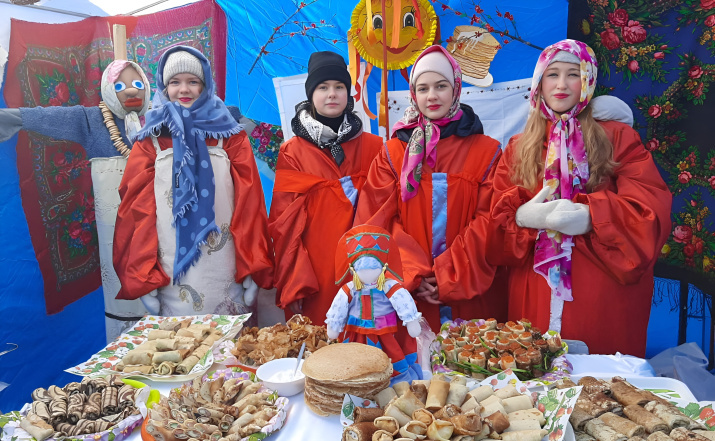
top-left (384, 280), bottom-right (422, 325)
top-left (325, 284), bottom-right (351, 332)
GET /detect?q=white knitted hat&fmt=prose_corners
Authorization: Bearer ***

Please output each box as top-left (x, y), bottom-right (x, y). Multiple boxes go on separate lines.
top-left (549, 50), bottom-right (580, 66)
top-left (410, 51), bottom-right (455, 88)
top-left (163, 51), bottom-right (204, 83)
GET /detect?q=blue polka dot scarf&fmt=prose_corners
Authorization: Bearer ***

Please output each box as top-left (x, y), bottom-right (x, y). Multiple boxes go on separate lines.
top-left (136, 46), bottom-right (242, 283)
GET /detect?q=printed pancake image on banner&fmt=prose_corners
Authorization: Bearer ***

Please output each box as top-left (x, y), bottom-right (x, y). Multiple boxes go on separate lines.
top-left (3, 0), bottom-right (227, 314)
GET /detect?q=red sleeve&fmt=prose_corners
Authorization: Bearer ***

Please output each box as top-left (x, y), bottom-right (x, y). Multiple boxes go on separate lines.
top-left (573, 122), bottom-right (672, 284)
top-left (225, 132), bottom-right (274, 289)
top-left (435, 149), bottom-right (501, 302)
top-left (354, 142), bottom-right (431, 291)
top-left (113, 137), bottom-right (170, 300)
top-left (486, 136), bottom-right (539, 266)
top-left (268, 144), bottom-right (320, 308)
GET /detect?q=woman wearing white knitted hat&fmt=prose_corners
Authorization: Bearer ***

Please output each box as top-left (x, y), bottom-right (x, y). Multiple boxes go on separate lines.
top-left (355, 45), bottom-right (508, 330)
top-left (114, 46), bottom-right (273, 318)
top-left (488, 39), bottom-right (671, 356)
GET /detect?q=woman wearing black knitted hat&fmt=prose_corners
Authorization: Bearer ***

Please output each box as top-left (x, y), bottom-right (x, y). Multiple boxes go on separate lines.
top-left (269, 51), bottom-right (383, 324)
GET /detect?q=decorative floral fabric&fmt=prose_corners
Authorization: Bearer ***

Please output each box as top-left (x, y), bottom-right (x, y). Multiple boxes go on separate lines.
top-left (570, 0), bottom-right (715, 286)
top-left (530, 39), bottom-right (598, 303)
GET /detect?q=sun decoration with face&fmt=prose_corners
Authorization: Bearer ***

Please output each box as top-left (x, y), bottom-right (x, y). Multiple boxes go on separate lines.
top-left (348, 0), bottom-right (437, 70)
top-left (347, 0), bottom-right (438, 132)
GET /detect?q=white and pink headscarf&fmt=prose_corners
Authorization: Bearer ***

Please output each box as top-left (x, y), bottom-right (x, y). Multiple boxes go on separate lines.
top-left (393, 45), bottom-right (464, 201)
top-left (529, 39), bottom-right (597, 331)
top-left (100, 59), bottom-right (151, 142)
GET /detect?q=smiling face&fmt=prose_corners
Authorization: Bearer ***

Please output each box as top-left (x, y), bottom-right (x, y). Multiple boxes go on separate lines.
top-left (166, 73), bottom-right (204, 108)
top-left (311, 80), bottom-right (348, 118)
top-left (114, 66), bottom-right (146, 112)
top-left (350, 0), bottom-right (437, 70)
top-left (540, 61), bottom-right (582, 115)
top-left (414, 71), bottom-right (454, 120)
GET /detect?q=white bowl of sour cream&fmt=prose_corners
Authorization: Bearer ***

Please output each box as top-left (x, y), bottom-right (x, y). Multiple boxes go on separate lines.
top-left (256, 357), bottom-right (306, 397)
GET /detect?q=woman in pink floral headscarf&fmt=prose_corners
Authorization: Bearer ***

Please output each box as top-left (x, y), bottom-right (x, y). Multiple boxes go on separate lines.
top-left (355, 45), bottom-right (507, 330)
top-left (488, 39), bottom-right (672, 357)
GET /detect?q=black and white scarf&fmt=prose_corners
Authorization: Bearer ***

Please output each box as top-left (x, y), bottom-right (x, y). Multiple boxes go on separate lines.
top-left (290, 99), bottom-right (363, 166)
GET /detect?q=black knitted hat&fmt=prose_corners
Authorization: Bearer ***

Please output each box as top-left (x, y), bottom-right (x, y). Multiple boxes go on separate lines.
top-left (304, 51), bottom-right (352, 101)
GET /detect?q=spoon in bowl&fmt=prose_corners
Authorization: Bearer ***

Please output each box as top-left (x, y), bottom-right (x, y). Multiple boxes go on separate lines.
top-left (293, 342), bottom-right (306, 378)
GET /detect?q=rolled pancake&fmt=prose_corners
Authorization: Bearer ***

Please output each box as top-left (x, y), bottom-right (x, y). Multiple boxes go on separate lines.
top-left (153, 350), bottom-right (183, 364)
top-left (599, 412), bottom-right (645, 438)
top-left (446, 383), bottom-right (469, 407)
top-left (570, 408), bottom-right (595, 431)
top-left (122, 365), bottom-right (154, 374)
top-left (432, 404), bottom-right (461, 421)
top-left (155, 338), bottom-right (178, 351)
top-left (585, 418), bottom-right (628, 441)
top-left (383, 403), bottom-right (411, 427)
top-left (578, 376), bottom-right (610, 395)
top-left (176, 344), bottom-right (211, 375)
top-left (376, 388), bottom-right (397, 408)
top-left (409, 383), bottom-right (428, 404)
top-left (426, 419), bottom-right (453, 441)
top-left (122, 349), bottom-right (154, 366)
top-left (468, 385), bottom-right (494, 402)
top-left (147, 330), bottom-right (175, 340)
top-left (392, 382), bottom-right (411, 397)
top-left (502, 395), bottom-right (533, 414)
top-left (647, 433), bottom-right (675, 441)
top-left (399, 420), bottom-right (428, 439)
top-left (623, 404), bottom-right (669, 433)
top-left (342, 422), bottom-right (378, 441)
top-left (693, 431), bottom-right (715, 441)
top-left (425, 380), bottom-right (450, 412)
top-left (461, 397), bottom-right (481, 414)
top-left (500, 429), bottom-right (548, 441)
top-left (372, 429), bottom-right (393, 441)
top-left (154, 361), bottom-right (178, 376)
top-left (393, 390), bottom-right (425, 417)
top-left (450, 413), bottom-right (482, 436)
top-left (20, 413), bottom-right (54, 441)
top-left (481, 400), bottom-right (507, 418)
top-left (411, 409), bottom-right (434, 426)
top-left (494, 384), bottom-right (520, 400)
top-left (575, 431), bottom-right (597, 441)
top-left (374, 416), bottom-right (399, 435)
top-left (669, 428), bottom-right (711, 441)
top-left (503, 418), bottom-right (541, 432)
top-left (610, 380), bottom-right (652, 406)
top-left (644, 402), bottom-right (692, 430)
top-left (354, 407), bottom-right (385, 423)
top-left (484, 411), bottom-right (510, 433)
top-left (508, 408), bottom-right (546, 425)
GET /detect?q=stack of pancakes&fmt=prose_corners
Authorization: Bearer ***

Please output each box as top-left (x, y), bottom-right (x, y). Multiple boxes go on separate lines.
top-left (446, 25), bottom-right (500, 80)
top-left (302, 343), bottom-right (393, 416)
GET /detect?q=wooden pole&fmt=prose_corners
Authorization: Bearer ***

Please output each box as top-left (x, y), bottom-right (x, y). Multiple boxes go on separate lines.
top-left (381, 0), bottom-right (389, 140)
top-left (112, 24), bottom-right (127, 61)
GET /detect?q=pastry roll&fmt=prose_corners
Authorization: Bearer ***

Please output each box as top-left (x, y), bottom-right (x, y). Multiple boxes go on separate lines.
top-left (461, 397), bottom-right (481, 414)
top-left (31, 401), bottom-right (51, 423)
top-left (644, 402), bottom-right (692, 430)
top-left (372, 429), bottom-right (393, 441)
top-left (494, 384), bottom-right (520, 400)
top-left (468, 385), bottom-right (494, 402)
top-left (610, 380), bottom-right (652, 406)
top-left (502, 395), bottom-right (533, 414)
top-left (32, 388), bottom-right (52, 403)
top-left (176, 345), bottom-right (211, 375)
top-left (411, 409), bottom-right (434, 426)
top-left (83, 392), bottom-right (102, 420)
top-left (500, 429), bottom-right (548, 441)
top-left (148, 330), bottom-right (176, 340)
top-left (432, 404), bottom-right (461, 421)
top-left (481, 400), bottom-right (507, 419)
top-left (155, 339), bottom-right (179, 351)
top-left (574, 432), bottom-right (596, 441)
top-left (393, 382), bottom-right (411, 397)
top-left (342, 422), bottom-right (378, 441)
top-left (409, 383), bottom-right (428, 404)
top-left (450, 413), bottom-right (481, 436)
top-left (692, 431), bottom-right (715, 441)
top-left (578, 376), bottom-right (611, 395)
top-left (426, 419), bottom-right (453, 441)
top-left (175, 337), bottom-right (198, 351)
top-left (508, 408), bottom-right (546, 425)
top-left (383, 403), bottom-right (411, 427)
top-left (154, 361), bottom-right (177, 376)
top-left (599, 412), bottom-right (645, 438)
top-left (446, 383), bottom-right (469, 407)
top-left (67, 392), bottom-right (86, 423)
top-left (153, 350), bottom-right (183, 364)
top-left (570, 408), bottom-right (595, 431)
top-left (101, 385), bottom-right (119, 416)
top-left (647, 433), bottom-right (675, 441)
top-left (503, 419), bottom-right (541, 432)
top-left (122, 365), bottom-right (154, 374)
top-left (354, 407), bottom-right (384, 423)
top-left (585, 418), bottom-right (628, 441)
top-left (20, 413), bottom-right (55, 441)
top-left (374, 416), bottom-right (399, 435)
top-left (669, 428), bottom-right (710, 441)
top-left (393, 390), bottom-right (425, 417)
top-left (425, 380), bottom-right (450, 412)
top-left (123, 349), bottom-right (154, 366)
top-left (484, 411), bottom-right (510, 433)
top-left (177, 327), bottom-right (209, 342)
top-left (376, 388), bottom-right (398, 408)
top-left (398, 421), bottom-right (428, 440)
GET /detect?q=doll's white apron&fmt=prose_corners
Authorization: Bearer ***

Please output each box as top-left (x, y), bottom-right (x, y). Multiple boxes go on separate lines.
top-left (152, 136), bottom-right (252, 317)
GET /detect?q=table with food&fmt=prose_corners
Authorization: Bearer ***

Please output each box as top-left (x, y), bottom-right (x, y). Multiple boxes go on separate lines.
top-left (2, 315), bottom-right (713, 441)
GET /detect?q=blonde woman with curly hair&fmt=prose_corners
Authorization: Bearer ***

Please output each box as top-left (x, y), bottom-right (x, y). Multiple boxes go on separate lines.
top-left (488, 39), bottom-right (671, 357)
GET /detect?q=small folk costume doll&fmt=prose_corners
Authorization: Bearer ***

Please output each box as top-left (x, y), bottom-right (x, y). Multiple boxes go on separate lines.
top-left (326, 225), bottom-right (424, 384)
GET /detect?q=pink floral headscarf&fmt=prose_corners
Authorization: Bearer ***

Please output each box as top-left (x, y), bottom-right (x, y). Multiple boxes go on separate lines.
top-left (530, 39), bottom-right (597, 313)
top-left (393, 45), bottom-right (463, 201)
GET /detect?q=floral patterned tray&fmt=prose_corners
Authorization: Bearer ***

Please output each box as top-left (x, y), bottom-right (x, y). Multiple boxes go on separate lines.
top-left (66, 314), bottom-right (250, 382)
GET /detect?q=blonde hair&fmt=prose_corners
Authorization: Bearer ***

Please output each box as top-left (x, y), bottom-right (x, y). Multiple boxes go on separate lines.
top-left (511, 97), bottom-right (618, 192)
